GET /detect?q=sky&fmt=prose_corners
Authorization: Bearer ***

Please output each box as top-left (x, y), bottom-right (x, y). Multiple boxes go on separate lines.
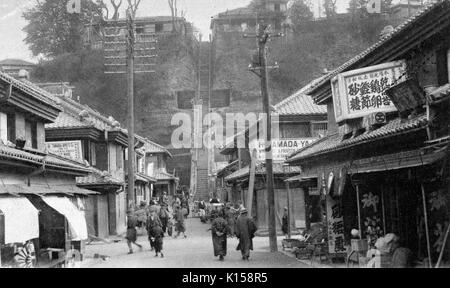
top-left (0, 0), bottom-right (397, 62)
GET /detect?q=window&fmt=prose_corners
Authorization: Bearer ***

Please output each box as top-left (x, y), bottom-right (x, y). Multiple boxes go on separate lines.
top-left (436, 47), bottom-right (449, 85)
top-left (135, 27), bottom-right (144, 34)
top-left (7, 113), bottom-right (15, 142)
top-left (280, 123), bottom-right (312, 139)
top-left (155, 23), bottom-right (163, 33)
top-left (116, 145), bottom-right (123, 170)
top-left (25, 120), bottom-right (37, 149)
top-left (0, 112), bottom-right (7, 142)
top-left (311, 122), bottom-right (328, 138)
top-left (274, 4), bottom-right (281, 12)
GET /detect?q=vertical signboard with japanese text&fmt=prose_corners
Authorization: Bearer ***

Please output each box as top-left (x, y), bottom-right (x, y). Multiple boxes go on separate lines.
top-left (331, 61), bottom-right (406, 123)
top-left (327, 196), bottom-right (346, 254)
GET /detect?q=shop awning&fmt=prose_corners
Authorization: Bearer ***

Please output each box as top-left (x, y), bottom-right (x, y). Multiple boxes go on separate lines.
top-left (0, 184), bottom-right (98, 196)
top-left (0, 196), bottom-right (39, 244)
top-left (42, 196), bottom-right (88, 241)
top-left (348, 148), bottom-right (446, 174)
top-left (285, 174), bottom-right (317, 183)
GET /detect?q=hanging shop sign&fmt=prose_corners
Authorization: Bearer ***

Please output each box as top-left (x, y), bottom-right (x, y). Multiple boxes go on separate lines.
top-left (331, 60), bottom-right (406, 123)
top-left (250, 138), bottom-right (317, 162)
top-left (327, 196), bottom-right (346, 254)
top-left (47, 140), bottom-right (83, 163)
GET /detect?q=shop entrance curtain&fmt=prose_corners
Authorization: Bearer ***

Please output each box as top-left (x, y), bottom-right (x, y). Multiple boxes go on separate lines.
top-left (0, 196), bottom-right (39, 244)
top-left (42, 196), bottom-right (88, 241)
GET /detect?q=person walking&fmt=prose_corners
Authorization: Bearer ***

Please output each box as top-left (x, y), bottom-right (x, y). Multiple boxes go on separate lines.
top-left (146, 209), bottom-right (162, 251)
top-left (174, 205), bottom-right (187, 238)
top-left (159, 203), bottom-right (170, 234)
top-left (282, 207), bottom-right (289, 237)
top-left (235, 208), bottom-right (257, 261)
top-left (211, 210), bottom-right (231, 261)
top-left (181, 196), bottom-right (189, 219)
top-left (150, 224), bottom-right (165, 258)
top-left (126, 210), bottom-right (143, 254)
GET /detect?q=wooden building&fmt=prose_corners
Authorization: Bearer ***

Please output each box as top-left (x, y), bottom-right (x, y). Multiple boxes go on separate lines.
top-left (42, 83), bottom-right (131, 237)
top-left (286, 1), bottom-right (450, 266)
top-left (0, 71), bottom-right (94, 267)
top-left (138, 136), bottom-right (179, 198)
top-left (218, 84), bottom-right (327, 234)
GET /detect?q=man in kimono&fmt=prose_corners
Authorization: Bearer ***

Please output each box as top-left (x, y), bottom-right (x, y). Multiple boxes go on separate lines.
top-left (146, 210), bottom-right (162, 251)
top-left (126, 210), bottom-right (143, 254)
top-left (235, 208), bottom-right (257, 261)
top-left (174, 205), bottom-right (187, 238)
top-left (211, 210), bottom-right (231, 261)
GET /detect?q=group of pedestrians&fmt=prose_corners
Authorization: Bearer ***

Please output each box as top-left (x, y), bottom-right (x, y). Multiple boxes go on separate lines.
top-left (125, 192), bottom-right (189, 257)
top-left (210, 205), bottom-right (257, 262)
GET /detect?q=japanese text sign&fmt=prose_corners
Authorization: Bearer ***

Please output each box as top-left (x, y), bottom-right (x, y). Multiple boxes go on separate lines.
top-left (331, 61), bottom-right (406, 123)
top-left (327, 197), bottom-right (346, 254)
top-left (47, 141), bottom-right (83, 163)
top-left (250, 138), bottom-right (316, 162)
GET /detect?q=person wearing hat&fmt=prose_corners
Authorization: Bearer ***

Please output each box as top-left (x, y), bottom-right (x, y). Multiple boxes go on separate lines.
top-left (126, 210), bottom-right (143, 254)
top-left (159, 202), bottom-right (170, 234)
top-left (282, 207), bottom-right (289, 237)
top-left (146, 209), bottom-right (162, 251)
top-left (174, 204), bottom-right (187, 239)
top-left (210, 209), bottom-right (231, 261)
top-left (235, 208), bottom-right (257, 261)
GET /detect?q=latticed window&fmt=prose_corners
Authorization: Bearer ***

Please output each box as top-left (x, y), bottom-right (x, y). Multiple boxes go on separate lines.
top-left (311, 122), bottom-right (328, 138)
top-left (280, 123), bottom-right (311, 138)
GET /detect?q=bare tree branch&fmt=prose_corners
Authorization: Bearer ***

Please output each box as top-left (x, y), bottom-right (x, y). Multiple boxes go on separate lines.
top-left (111, 0), bottom-right (123, 20)
top-left (127, 0), bottom-right (141, 18)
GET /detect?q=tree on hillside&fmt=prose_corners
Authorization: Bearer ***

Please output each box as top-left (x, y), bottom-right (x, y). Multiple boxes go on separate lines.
top-left (348, 0), bottom-right (393, 42)
top-left (23, 0), bottom-right (104, 58)
top-left (288, 0), bottom-right (314, 30)
top-left (323, 0), bottom-right (338, 18)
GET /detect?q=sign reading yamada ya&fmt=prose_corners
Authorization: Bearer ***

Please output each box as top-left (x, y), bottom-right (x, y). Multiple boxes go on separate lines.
top-left (331, 60), bottom-right (406, 123)
top-left (47, 141), bottom-right (83, 163)
top-left (250, 139), bottom-right (317, 162)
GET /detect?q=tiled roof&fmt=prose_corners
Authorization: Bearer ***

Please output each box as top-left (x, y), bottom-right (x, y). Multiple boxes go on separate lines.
top-left (306, 1), bottom-right (448, 97)
top-left (135, 172), bottom-right (157, 183)
top-left (135, 135), bottom-right (171, 157)
top-left (0, 71), bottom-right (61, 110)
top-left (275, 82), bottom-right (327, 116)
top-left (225, 162), bottom-right (301, 182)
top-left (0, 59), bottom-right (35, 66)
top-left (46, 111), bottom-right (92, 130)
top-left (429, 84), bottom-right (450, 103)
top-left (77, 170), bottom-right (123, 187)
top-left (154, 170), bottom-right (179, 182)
top-left (287, 114), bottom-right (428, 163)
top-left (0, 184), bottom-right (99, 196)
top-left (0, 143), bottom-right (91, 174)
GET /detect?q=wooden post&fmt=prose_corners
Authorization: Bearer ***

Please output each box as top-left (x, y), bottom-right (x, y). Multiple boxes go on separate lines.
top-left (247, 149), bottom-right (257, 216)
top-left (0, 210), bottom-right (3, 267)
top-left (421, 183), bottom-right (432, 268)
top-left (381, 186), bottom-right (387, 234)
top-left (126, 9), bottom-right (136, 212)
top-left (258, 22), bottom-right (277, 253)
top-left (286, 181), bottom-right (292, 239)
top-left (355, 184), bottom-right (362, 240)
top-left (435, 222), bottom-right (450, 268)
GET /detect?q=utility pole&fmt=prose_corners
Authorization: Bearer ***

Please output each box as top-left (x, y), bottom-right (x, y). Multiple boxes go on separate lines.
top-left (126, 9), bottom-right (135, 212)
top-left (191, 34), bottom-right (202, 200)
top-left (103, 7), bottom-right (156, 212)
top-left (245, 22), bottom-right (282, 253)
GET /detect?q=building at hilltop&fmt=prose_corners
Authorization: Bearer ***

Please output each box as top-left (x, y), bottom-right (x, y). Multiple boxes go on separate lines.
top-left (0, 59), bottom-right (35, 78)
